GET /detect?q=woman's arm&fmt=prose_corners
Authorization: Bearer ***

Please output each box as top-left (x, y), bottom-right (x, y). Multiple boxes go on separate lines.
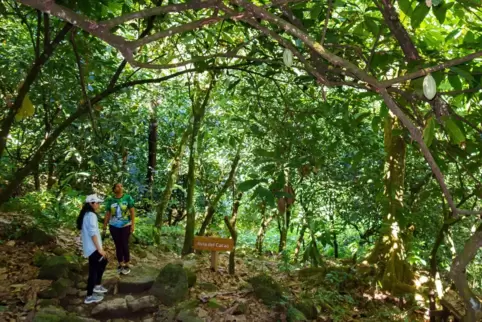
top-left (103, 211), bottom-right (111, 232)
top-left (129, 207), bottom-right (136, 233)
top-left (91, 234), bottom-right (105, 256)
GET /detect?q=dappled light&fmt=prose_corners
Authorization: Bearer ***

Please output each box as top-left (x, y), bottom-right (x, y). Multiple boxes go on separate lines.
top-left (1, 0), bottom-right (482, 321)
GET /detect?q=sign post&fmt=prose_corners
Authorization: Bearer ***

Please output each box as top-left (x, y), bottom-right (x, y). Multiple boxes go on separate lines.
top-left (193, 236), bottom-right (234, 271)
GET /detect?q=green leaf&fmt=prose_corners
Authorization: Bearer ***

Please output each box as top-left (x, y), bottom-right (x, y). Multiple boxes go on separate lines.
top-left (238, 179), bottom-right (264, 192)
top-left (423, 117), bottom-right (435, 147)
top-left (354, 112), bottom-right (371, 125)
top-left (364, 17), bottom-right (379, 36)
top-left (450, 66), bottom-right (475, 83)
top-left (311, 3), bottom-right (322, 19)
top-left (411, 3), bottom-right (430, 29)
top-left (372, 116), bottom-right (381, 132)
top-left (433, 2), bottom-right (453, 24)
top-left (448, 75), bottom-right (462, 91)
top-left (253, 186), bottom-right (275, 207)
top-left (445, 28), bottom-right (461, 42)
top-left (463, 31), bottom-right (477, 44)
top-left (398, 0), bottom-right (413, 15)
top-left (444, 118), bottom-right (465, 145)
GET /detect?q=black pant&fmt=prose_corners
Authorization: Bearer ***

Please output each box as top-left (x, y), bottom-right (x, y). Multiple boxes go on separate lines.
top-left (87, 250), bottom-right (108, 296)
top-left (109, 225), bottom-right (131, 264)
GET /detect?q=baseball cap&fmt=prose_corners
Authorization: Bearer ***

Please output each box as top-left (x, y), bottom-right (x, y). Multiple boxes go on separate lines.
top-left (85, 194), bottom-right (104, 203)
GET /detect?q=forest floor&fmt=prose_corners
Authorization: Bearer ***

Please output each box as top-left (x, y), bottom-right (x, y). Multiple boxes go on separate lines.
top-left (0, 211), bottom-right (427, 322)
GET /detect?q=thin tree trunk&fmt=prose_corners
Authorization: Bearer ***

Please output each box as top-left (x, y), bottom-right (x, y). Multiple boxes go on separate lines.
top-left (294, 224), bottom-right (307, 262)
top-left (33, 164), bottom-right (40, 191)
top-left (450, 224), bottom-right (482, 322)
top-left (155, 127), bottom-right (190, 227)
top-left (256, 208), bottom-right (274, 255)
top-left (224, 192), bottom-right (242, 275)
top-left (182, 77), bottom-right (216, 256)
top-left (0, 107), bottom-right (85, 205)
top-left (146, 111), bottom-right (157, 196)
top-left (278, 204), bottom-right (291, 253)
top-left (0, 23), bottom-right (73, 158)
top-left (47, 154), bottom-right (55, 189)
top-left (330, 214), bottom-right (338, 258)
top-left (198, 148), bottom-right (241, 236)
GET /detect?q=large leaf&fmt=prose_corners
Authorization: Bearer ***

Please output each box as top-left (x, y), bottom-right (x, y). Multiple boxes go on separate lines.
top-left (448, 74), bottom-right (462, 91)
top-left (433, 2), bottom-right (453, 24)
top-left (253, 186), bottom-right (276, 207)
top-left (398, 0), bottom-right (413, 15)
top-left (444, 118), bottom-right (465, 145)
top-left (423, 117), bottom-right (435, 147)
top-left (450, 66), bottom-right (475, 83)
top-left (411, 3), bottom-right (430, 29)
top-left (238, 179), bottom-right (264, 192)
top-left (364, 17), bottom-right (379, 36)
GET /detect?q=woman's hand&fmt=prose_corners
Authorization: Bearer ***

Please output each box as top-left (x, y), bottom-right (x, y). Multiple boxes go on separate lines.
top-left (98, 249), bottom-right (107, 258)
top-left (130, 225), bottom-right (135, 233)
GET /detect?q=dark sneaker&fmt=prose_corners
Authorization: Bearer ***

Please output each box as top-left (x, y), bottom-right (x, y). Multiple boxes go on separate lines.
top-left (84, 294), bottom-right (104, 304)
top-left (117, 265), bottom-right (122, 274)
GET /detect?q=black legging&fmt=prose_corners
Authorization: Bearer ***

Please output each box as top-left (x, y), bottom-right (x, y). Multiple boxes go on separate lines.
top-left (109, 225), bottom-right (131, 264)
top-left (87, 250), bottom-right (108, 296)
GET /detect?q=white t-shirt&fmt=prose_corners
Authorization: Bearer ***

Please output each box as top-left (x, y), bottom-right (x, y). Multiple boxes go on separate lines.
top-left (81, 211), bottom-right (102, 257)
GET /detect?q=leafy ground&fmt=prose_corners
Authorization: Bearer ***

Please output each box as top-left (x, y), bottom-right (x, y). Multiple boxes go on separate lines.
top-left (0, 211), bottom-right (425, 322)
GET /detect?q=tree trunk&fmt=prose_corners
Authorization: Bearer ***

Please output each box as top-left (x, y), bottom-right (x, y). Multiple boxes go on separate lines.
top-left (182, 77), bottom-right (216, 256)
top-left (146, 112), bottom-right (157, 197)
top-left (278, 205), bottom-right (291, 253)
top-left (0, 23), bottom-right (73, 158)
top-left (450, 224), bottom-right (482, 322)
top-left (155, 127), bottom-right (190, 227)
top-left (330, 213), bottom-right (338, 258)
top-left (294, 224), bottom-right (307, 262)
top-left (224, 192), bottom-right (242, 275)
top-left (256, 206), bottom-right (273, 255)
top-left (0, 107), bottom-right (86, 205)
top-left (33, 164), bottom-right (40, 191)
top-left (367, 115), bottom-right (414, 295)
top-left (198, 148), bottom-right (241, 236)
top-left (47, 154), bottom-right (55, 189)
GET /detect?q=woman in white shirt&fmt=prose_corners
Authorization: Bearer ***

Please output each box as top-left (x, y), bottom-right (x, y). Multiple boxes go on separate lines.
top-left (77, 194), bottom-right (109, 304)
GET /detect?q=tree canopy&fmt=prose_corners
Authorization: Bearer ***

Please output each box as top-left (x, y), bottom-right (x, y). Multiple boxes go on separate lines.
top-left (1, 0), bottom-right (482, 320)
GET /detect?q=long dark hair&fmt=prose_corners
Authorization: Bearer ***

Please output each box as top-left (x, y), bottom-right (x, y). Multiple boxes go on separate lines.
top-left (76, 203), bottom-right (96, 230)
top-left (112, 183), bottom-right (121, 192)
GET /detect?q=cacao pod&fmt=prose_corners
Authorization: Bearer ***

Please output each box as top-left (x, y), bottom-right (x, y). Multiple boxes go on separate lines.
top-left (423, 73), bottom-right (437, 100)
top-left (283, 48), bottom-right (293, 67)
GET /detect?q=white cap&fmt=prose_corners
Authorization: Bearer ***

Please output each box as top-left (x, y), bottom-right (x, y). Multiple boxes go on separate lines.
top-left (85, 194), bottom-right (104, 203)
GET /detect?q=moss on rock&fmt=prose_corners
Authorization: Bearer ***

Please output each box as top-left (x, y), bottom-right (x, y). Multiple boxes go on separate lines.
top-left (248, 274), bottom-right (283, 306)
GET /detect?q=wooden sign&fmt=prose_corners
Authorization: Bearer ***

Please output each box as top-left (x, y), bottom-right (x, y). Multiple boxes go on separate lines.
top-left (193, 236), bottom-right (234, 252)
top-left (193, 236), bottom-right (234, 271)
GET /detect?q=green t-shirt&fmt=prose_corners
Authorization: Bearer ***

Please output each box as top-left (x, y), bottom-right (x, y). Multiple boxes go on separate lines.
top-left (105, 194), bottom-right (135, 227)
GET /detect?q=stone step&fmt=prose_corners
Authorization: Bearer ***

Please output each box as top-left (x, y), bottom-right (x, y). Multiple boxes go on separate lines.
top-left (91, 295), bottom-right (158, 319)
top-left (117, 266), bottom-right (159, 294)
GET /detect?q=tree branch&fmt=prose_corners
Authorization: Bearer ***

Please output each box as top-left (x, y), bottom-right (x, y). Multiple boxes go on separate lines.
top-left (0, 22), bottom-right (72, 158)
top-left (100, 0), bottom-right (220, 29)
top-left (129, 15), bottom-right (225, 49)
top-left (380, 51), bottom-right (482, 88)
top-left (320, 0), bottom-right (332, 45)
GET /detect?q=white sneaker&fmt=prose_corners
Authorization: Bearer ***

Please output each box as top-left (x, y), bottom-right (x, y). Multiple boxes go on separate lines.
top-left (121, 266), bottom-right (131, 275)
top-left (84, 294), bottom-right (104, 304)
top-left (93, 285), bottom-right (108, 294)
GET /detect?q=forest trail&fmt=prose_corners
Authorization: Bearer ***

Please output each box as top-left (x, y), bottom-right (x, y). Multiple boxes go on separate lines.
top-left (0, 211), bottom-right (431, 322)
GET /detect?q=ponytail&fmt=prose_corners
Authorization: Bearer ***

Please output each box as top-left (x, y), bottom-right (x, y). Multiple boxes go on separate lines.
top-left (76, 203), bottom-right (96, 230)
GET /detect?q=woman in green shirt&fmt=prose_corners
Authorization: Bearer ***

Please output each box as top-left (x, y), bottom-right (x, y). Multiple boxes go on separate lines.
top-left (103, 183), bottom-right (135, 275)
